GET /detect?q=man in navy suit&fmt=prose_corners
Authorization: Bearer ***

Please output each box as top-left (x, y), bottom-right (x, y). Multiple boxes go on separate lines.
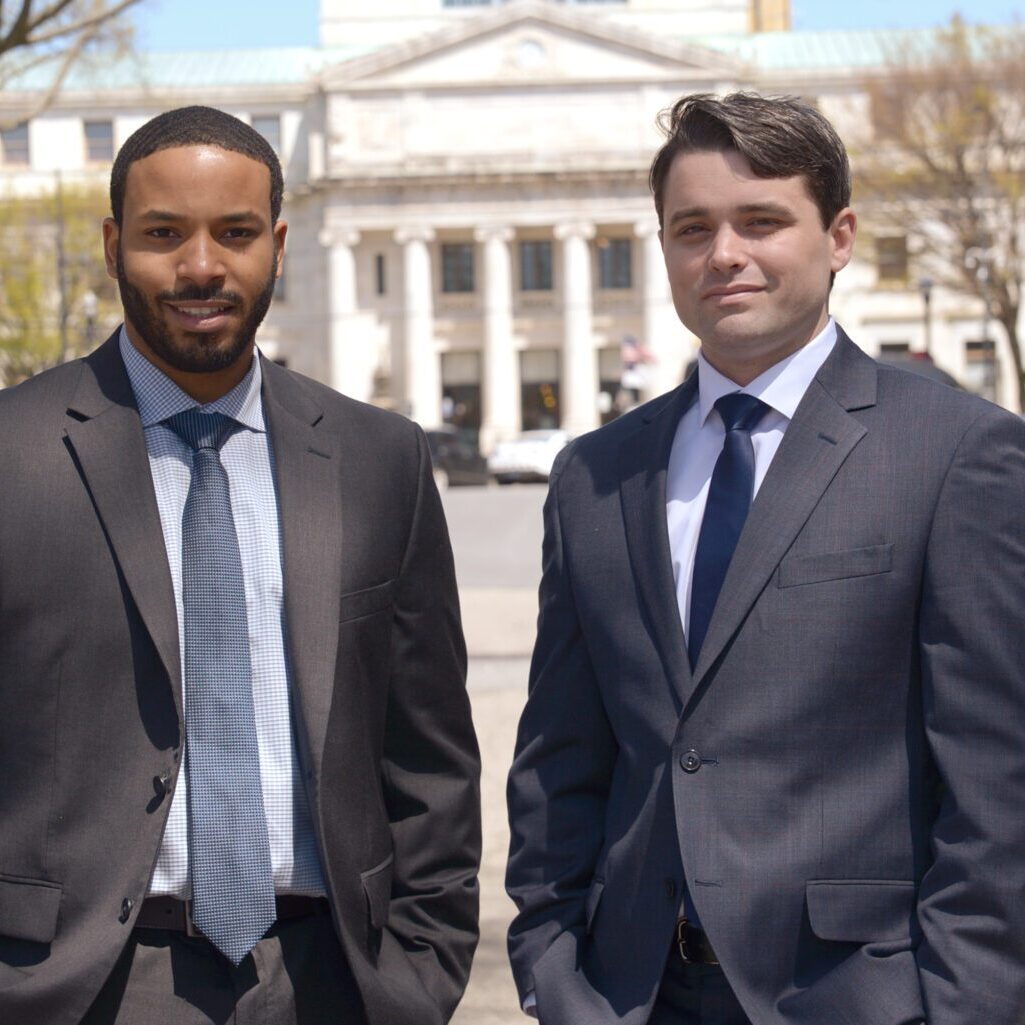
top-left (507, 92), bottom-right (1025, 1025)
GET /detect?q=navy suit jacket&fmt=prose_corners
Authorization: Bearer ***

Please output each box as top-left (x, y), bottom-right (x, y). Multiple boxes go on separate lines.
top-left (507, 330), bottom-right (1025, 1025)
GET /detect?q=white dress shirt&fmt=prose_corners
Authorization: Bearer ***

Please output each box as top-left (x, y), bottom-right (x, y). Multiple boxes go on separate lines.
top-left (667, 319), bottom-right (837, 648)
top-left (119, 329), bottom-right (326, 898)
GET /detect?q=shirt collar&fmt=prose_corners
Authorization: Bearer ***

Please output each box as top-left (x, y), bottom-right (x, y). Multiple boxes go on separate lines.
top-left (696, 317), bottom-right (838, 426)
top-left (118, 325), bottom-right (265, 433)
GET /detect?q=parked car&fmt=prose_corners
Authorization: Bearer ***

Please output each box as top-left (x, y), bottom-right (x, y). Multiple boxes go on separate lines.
top-left (488, 429), bottom-right (572, 484)
top-left (425, 426), bottom-right (491, 488)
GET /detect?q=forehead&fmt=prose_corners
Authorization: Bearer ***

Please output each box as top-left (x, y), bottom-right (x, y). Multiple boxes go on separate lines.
top-left (664, 147), bottom-right (817, 210)
top-left (122, 144), bottom-right (271, 216)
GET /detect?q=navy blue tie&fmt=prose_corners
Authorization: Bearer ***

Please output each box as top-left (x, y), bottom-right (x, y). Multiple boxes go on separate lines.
top-left (688, 394), bottom-right (770, 671)
top-left (166, 409), bottom-right (275, 965)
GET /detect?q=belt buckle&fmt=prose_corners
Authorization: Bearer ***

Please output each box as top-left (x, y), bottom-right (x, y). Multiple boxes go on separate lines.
top-left (183, 900), bottom-right (204, 939)
top-left (676, 917), bottom-right (694, 964)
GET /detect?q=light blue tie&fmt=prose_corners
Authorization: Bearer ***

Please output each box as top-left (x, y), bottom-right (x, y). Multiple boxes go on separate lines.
top-left (166, 409), bottom-right (275, 965)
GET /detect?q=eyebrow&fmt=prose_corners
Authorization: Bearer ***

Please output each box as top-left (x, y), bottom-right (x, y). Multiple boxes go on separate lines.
top-left (667, 201), bottom-right (794, 226)
top-left (138, 210), bottom-right (264, 223)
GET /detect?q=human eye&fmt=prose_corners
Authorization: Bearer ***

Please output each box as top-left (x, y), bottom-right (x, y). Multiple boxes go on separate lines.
top-left (675, 221), bottom-right (707, 239)
top-left (145, 226), bottom-right (178, 239)
top-left (221, 226), bottom-right (258, 244)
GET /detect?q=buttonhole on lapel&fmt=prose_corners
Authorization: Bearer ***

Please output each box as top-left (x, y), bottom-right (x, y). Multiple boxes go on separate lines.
top-left (817, 432), bottom-right (837, 445)
top-left (694, 880), bottom-right (723, 888)
top-left (306, 446), bottom-right (331, 460)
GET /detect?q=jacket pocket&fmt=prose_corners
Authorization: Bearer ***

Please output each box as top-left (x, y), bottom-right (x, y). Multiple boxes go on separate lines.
top-left (778, 544), bottom-right (893, 589)
top-left (806, 879), bottom-right (916, 943)
top-left (0, 874), bottom-right (62, 944)
top-left (584, 878), bottom-right (605, 933)
top-left (339, 580), bottom-right (395, 623)
top-left (361, 851), bottom-right (394, 932)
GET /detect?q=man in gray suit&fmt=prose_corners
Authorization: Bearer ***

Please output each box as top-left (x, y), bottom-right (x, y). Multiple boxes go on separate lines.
top-left (506, 93), bottom-right (1025, 1025)
top-left (0, 106), bottom-right (480, 1025)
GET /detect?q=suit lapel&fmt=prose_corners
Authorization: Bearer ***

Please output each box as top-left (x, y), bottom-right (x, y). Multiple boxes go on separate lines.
top-left (689, 331), bottom-right (877, 692)
top-left (63, 333), bottom-right (183, 715)
top-left (260, 360), bottom-right (342, 778)
top-left (619, 376), bottom-right (697, 709)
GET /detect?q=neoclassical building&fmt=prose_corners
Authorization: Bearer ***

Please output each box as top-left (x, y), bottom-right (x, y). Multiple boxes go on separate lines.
top-left (1, 0), bottom-right (1016, 442)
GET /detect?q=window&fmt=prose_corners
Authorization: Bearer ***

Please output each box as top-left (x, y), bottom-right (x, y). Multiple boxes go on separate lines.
top-left (1, 123), bottom-right (29, 166)
top-left (375, 253), bottom-right (386, 296)
top-left (441, 242), bottom-right (475, 293)
top-left (875, 235), bottom-right (908, 284)
top-left (520, 240), bottom-right (553, 291)
top-left (598, 238), bottom-right (632, 289)
top-left (84, 120), bottom-right (114, 163)
top-left (878, 342), bottom-right (910, 356)
top-left (252, 115), bottom-right (281, 154)
top-left (965, 339), bottom-right (999, 402)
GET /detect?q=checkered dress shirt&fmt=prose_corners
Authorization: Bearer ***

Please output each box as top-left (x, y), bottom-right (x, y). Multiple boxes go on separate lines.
top-left (118, 329), bottom-right (326, 898)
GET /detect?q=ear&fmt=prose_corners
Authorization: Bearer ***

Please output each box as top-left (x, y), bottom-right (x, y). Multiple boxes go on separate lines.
top-left (102, 218), bottom-right (120, 280)
top-left (828, 208), bottom-right (857, 274)
top-left (273, 220), bottom-right (288, 278)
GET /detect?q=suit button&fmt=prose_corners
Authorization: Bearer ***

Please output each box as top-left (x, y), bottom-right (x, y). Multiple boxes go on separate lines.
top-left (680, 750), bottom-right (702, 773)
top-left (664, 879), bottom-right (677, 899)
top-left (156, 771), bottom-right (172, 795)
top-left (119, 898), bottom-right (134, 923)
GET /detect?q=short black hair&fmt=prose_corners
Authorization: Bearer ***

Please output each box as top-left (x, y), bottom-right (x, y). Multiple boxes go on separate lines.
top-left (649, 92), bottom-right (851, 231)
top-left (110, 105), bottom-right (284, 226)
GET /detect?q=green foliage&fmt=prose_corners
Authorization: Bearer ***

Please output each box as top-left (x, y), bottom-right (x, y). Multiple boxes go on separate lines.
top-left (0, 184), bottom-right (118, 384)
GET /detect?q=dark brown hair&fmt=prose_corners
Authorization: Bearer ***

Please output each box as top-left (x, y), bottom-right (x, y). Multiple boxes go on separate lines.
top-left (649, 92), bottom-right (852, 230)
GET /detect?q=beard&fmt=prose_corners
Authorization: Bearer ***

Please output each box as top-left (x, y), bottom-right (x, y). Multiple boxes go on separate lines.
top-left (116, 244), bottom-right (277, 375)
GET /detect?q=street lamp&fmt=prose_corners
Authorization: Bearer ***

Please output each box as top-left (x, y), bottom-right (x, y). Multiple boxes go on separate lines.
top-left (917, 277), bottom-right (934, 357)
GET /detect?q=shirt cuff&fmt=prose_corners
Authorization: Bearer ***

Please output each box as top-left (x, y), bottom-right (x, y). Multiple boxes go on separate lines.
top-left (523, 992), bottom-right (538, 1018)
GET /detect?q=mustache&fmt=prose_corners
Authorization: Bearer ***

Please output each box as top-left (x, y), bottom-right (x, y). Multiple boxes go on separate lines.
top-left (155, 285), bottom-right (245, 305)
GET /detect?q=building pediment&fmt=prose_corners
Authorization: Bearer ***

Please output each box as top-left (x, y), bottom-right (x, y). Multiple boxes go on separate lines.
top-left (320, 0), bottom-right (743, 91)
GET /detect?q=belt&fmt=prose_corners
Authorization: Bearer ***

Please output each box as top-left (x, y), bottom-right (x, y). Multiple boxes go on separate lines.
top-left (676, 918), bottom-right (719, 966)
top-left (135, 895), bottom-right (327, 938)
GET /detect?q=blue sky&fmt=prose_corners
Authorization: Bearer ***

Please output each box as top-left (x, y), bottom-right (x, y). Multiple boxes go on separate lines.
top-left (131, 0), bottom-right (1023, 51)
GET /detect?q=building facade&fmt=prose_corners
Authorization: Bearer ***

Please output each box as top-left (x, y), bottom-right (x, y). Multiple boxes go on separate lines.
top-left (1, 0), bottom-right (1017, 437)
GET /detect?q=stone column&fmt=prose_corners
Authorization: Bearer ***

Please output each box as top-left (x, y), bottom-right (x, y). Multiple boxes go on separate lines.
top-left (474, 225), bottom-right (519, 453)
top-left (394, 226), bottom-right (440, 425)
top-left (554, 221), bottom-right (599, 435)
top-left (635, 218), bottom-right (692, 400)
top-left (318, 227), bottom-right (364, 398)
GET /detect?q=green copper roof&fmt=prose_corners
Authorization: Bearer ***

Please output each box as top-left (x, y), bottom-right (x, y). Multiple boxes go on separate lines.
top-left (0, 25), bottom-right (1014, 95)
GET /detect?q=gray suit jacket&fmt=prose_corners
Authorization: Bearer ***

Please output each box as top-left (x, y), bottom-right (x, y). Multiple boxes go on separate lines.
top-left (506, 329), bottom-right (1025, 1025)
top-left (0, 331), bottom-right (481, 1025)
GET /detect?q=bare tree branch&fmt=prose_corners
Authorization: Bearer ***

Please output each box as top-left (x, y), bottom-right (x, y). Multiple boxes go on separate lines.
top-left (857, 17), bottom-right (1025, 410)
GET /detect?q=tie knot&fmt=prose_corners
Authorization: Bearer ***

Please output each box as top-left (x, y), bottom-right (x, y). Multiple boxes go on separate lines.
top-left (714, 393), bottom-right (769, 433)
top-left (164, 410), bottom-right (237, 452)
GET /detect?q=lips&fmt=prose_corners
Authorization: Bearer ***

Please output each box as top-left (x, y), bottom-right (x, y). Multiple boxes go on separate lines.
top-left (702, 284), bottom-right (763, 301)
top-left (164, 302), bottom-right (235, 331)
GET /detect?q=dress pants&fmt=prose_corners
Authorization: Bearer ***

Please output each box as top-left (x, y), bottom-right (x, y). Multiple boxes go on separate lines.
top-left (647, 954), bottom-right (752, 1025)
top-left (81, 909), bottom-right (366, 1025)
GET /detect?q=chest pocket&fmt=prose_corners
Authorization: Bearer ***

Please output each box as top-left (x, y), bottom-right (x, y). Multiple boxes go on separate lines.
top-left (339, 579), bottom-right (395, 623)
top-left (778, 543), bottom-right (892, 589)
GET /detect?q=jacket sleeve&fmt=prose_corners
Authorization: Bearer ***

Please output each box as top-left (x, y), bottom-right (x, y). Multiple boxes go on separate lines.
top-left (916, 407), bottom-right (1025, 1024)
top-left (505, 449), bottom-right (618, 1007)
top-left (382, 425), bottom-right (482, 1020)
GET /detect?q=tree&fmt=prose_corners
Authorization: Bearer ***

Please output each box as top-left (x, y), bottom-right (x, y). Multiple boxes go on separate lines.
top-left (858, 18), bottom-right (1025, 411)
top-left (0, 0), bottom-right (143, 125)
top-left (0, 184), bottom-right (118, 384)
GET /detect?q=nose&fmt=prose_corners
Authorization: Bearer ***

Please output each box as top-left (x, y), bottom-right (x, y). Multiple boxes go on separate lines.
top-left (176, 232), bottom-right (226, 287)
top-left (707, 224), bottom-right (747, 274)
